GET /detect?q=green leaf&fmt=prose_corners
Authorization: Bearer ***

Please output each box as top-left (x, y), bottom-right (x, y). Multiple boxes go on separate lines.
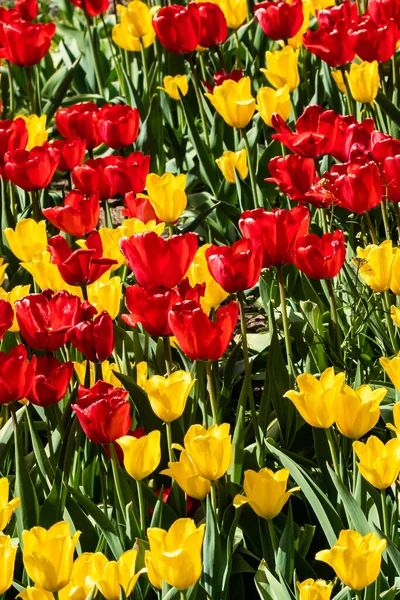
top-left (375, 91), bottom-right (400, 129)
top-left (42, 56), bottom-right (81, 122)
top-left (255, 560), bottom-right (293, 600)
top-left (203, 495), bottom-right (222, 598)
top-left (113, 371), bottom-right (162, 433)
top-left (277, 504), bottom-right (295, 582)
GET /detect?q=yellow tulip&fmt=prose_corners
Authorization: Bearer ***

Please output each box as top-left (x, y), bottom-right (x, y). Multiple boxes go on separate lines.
top-left (261, 46), bottom-right (299, 92)
top-left (22, 522), bottom-right (80, 592)
top-left (0, 535), bottom-right (18, 594)
top-left (17, 586), bottom-right (70, 600)
top-left (119, 217), bottom-right (165, 238)
top-left (256, 85), bottom-right (291, 127)
top-left (117, 430), bottom-right (161, 480)
top-left (284, 367), bottom-right (345, 428)
top-left (146, 518), bottom-right (205, 590)
top-left (112, 3), bottom-right (159, 51)
top-left (135, 360), bottom-right (148, 389)
top-left (96, 549), bottom-right (145, 600)
top-left (335, 384), bottom-right (386, 439)
top-left (387, 402), bottom-right (400, 437)
top-left (187, 244), bottom-right (229, 312)
top-left (161, 450), bottom-right (211, 499)
top-left (380, 352), bottom-right (400, 391)
top-left (175, 423), bottom-right (232, 480)
top-left (205, 77), bottom-right (256, 129)
top-left (353, 435), bottom-right (400, 489)
top-left (0, 285), bottom-right (31, 332)
top-left (146, 172), bottom-right (187, 223)
top-left (391, 305), bottom-right (400, 328)
top-left (355, 240), bottom-right (393, 292)
top-left (0, 259), bottom-right (8, 286)
top-left (74, 360), bottom-right (123, 388)
top-left (216, 148), bottom-right (248, 184)
top-left (4, 219), bottom-right (47, 263)
top-left (21, 251), bottom-right (81, 296)
top-left (143, 370), bottom-right (195, 422)
top-left (67, 552), bottom-right (108, 600)
top-left (16, 114), bottom-right (48, 150)
top-left (331, 70), bottom-right (346, 94)
top-left (87, 273), bottom-right (122, 320)
top-left (296, 579), bottom-right (333, 600)
top-left (0, 477), bottom-right (20, 531)
top-left (316, 530), bottom-right (386, 590)
top-left (234, 468), bottom-right (299, 519)
top-left (288, 0), bottom-right (312, 48)
top-left (196, 0), bottom-right (246, 28)
top-left (347, 61), bottom-right (379, 104)
top-left (158, 75), bottom-right (189, 100)
top-left (390, 249), bottom-right (400, 294)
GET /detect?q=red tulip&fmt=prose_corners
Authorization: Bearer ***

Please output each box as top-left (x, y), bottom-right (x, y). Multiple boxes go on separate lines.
top-left (0, 19), bottom-right (55, 66)
top-left (69, 0), bottom-right (109, 17)
top-left (48, 231), bottom-right (117, 286)
top-left (197, 2), bottom-right (227, 48)
top-left (27, 355), bottom-right (74, 407)
top-left (4, 146), bottom-right (60, 191)
top-left (15, 289), bottom-right (91, 351)
top-left (56, 103), bottom-right (100, 150)
top-left (0, 118), bottom-right (28, 172)
top-left (368, 0), bottom-right (400, 26)
top-left (349, 15), bottom-right (398, 62)
top-left (0, 299), bottom-right (13, 341)
top-left (303, 20), bottom-right (355, 68)
top-left (205, 239), bottom-right (263, 293)
top-left (153, 4), bottom-right (201, 54)
top-left (122, 192), bottom-right (160, 223)
top-left (203, 68), bottom-right (244, 93)
top-left (42, 191), bottom-right (100, 237)
top-left (326, 159), bottom-right (383, 214)
top-left (371, 135), bottom-right (400, 162)
top-left (168, 300), bottom-right (239, 361)
top-left (294, 230), bottom-right (346, 280)
top-left (72, 157), bottom-right (116, 200)
top-left (372, 137), bottom-right (400, 202)
top-left (271, 105), bottom-right (339, 158)
top-left (330, 116), bottom-right (375, 163)
top-left (15, 0), bottom-right (38, 21)
top-left (45, 138), bottom-right (86, 172)
top-left (254, 0), bottom-right (303, 40)
top-left (95, 104), bottom-right (140, 149)
top-left (318, 0), bottom-right (358, 27)
top-left (0, 8), bottom-right (19, 60)
top-left (266, 154), bottom-right (315, 198)
top-left (72, 381), bottom-right (131, 444)
top-left (239, 206), bottom-right (310, 268)
top-left (120, 231), bottom-right (198, 290)
top-left (68, 310), bottom-right (114, 362)
top-left (0, 344), bottom-right (36, 404)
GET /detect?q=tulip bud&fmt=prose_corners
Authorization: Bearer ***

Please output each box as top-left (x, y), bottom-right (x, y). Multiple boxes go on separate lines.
top-left (261, 46), bottom-right (300, 92)
top-left (56, 102), bottom-right (100, 151)
top-left (296, 579), bottom-right (333, 600)
top-left (87, 274), bottom-right (122, 320)
top-left (353, 436), bottom-right (400, 489)
top-left (347, 61), bottom-right (380, 104)
top-left (0, 477), bottom-right (20, 531)
top-left (205, 77), bottom-right (256, 128)
top-left (161, 450), bottom-right (211, 499)
top-left (117, 430), bottom-right (161, 480)
top-left (153, 4), bottom-right (201, 54)
top-left (175, 423), bottom-right (232, 480)
top-left (205, 238), bottom-right (263, 293)
top-left (186, 244), bottom-right (229, 312)
top-left (293, 230), bottom-right (346, 280)
top-left (254, 0), bottom-right (303, 39)
top-left (146, 172), bottom-right (187, 223)
top-left (112, 3), bottom-right (159, 52)
top-left (4, 146), bottom-right (60, 191)
top-left (158, 74), bottom-right (189, 100)
top-left (95, 104), bottom-right (140, 149)
top-left (335, 384), bottom-right (387, 439)
top-left (144, 371), bottom-right (195, 422)
top-left (42, 191), bottom-right (100, 238)
top-left (355, 240), bottom-right (393, 292)
top-left (380, 352), bottom-right (400, 391)
top-left (16, 114), bottom-right (48, 151)
top-left (27, 356), bottom-right (74, 408)
top-left (216, 148), bottom-right (248, 184)
top-left (234, 468), bottom-right (299, 519)
top-left (0, 20), bottom-right (56, 67)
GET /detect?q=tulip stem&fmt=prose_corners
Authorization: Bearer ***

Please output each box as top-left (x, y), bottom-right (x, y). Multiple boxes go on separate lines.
top-left (97, 446), bottom-right (108, 515)
top-left (277, 266), bottom-right (294, 386)
top-left (380, 489), bottom-right (390, 538)
top-left (355, 592), bottom-right (363, 600)
top-left (381, 200), bottom-right (391, 240)
top-left (136, 479), bottom-right (146, 536)
top-left (188, 54), bottom-right (210, 147)
top-left (205, 361), bottom-right (219, 424)
top-left (163, 336), bottom-right (173, 375)
top-left (139, 39), bottom-right (150, 94)
top-left (326, 278), bottom-right (343, 361)
top-left (364, 212), bottom-right (378, 245)
top-left (267, 519), bottom-right (278, 567)
top-left (25, 67), bottom-right (36, 113)
top-left (166, 421), bottom-right (175, 463)
top-left (210, 480), bottom-right (217, 514)
top-left (6, 61), bottom-right (15, 117)
top-left (30, 190), bottom-right (41, 222)
top-left (240, 128), bottom-right (260, 209)
top-left (325, 427), bottom-right (341, 480)
top-left (54, 592), bottom-right (59, 600)
top-left (109, 443), bottom-right (127, 524)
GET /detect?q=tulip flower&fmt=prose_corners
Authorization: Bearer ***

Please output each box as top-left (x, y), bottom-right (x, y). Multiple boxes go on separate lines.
top-left (153, 4), bottom-right (201, 53)
top-left (296, 579), bottom-right (333, 600)
top-left (293, 230), bottom-right (346, 280)
top-left (144, 371), bottom-right (195, 422)
top-left (256, 85), bottom-right (291, 127)
top-left (23, 522), bottom-right (80, 592)
top-left (254, 0), bottom-right (303, 40)
top-left (0, 344), bottom-right (36, 404)
top-left (74, 359), bottom-right (124, 389)
top-left (72, 381), bottom-right (131, 444)
top-left (348, 16), bottom-right (398, 63)
top-left (95, 550), bottom-right (145, 600)
top-left (205, 238), bottom-right (263, 293)
top-left (0, 535), bottom-right (17, 594)
top-left (0, 299), bottom-right (13, 340)
top-left (347, 61), bottom-right (380, 104)
top-left (205, 77), bottom-right (256, 128)
top-left (68, 310), bottom-right (115, 363)
top-left (123, 192), bottom-right (160, 222)
top-left (174, 423), bottom-right (232, 480)
top-left (0, 478), bottom-right (20, 531)
top-left (368, 0), bottom-right (400, 22)
top-left (21, 251), bottom-right (81, 296)
top-left (239, 206), bottom-right (310, 269)
top-left (43, 191), bottom-right (100, 238)
top-left (120, 230), bottom-right (198, 289)
top-left (234, 468), bottom-right (299, 519)
top-left (161, 450), bottom-right (211, 499)
top-left (27, 356), bottom-right (74, 408)
top-left (0, 118), bottom-right (28, 170)
top-left (56, 103), bottom-right (100, 150)
top-left (119, 216), bottom-right (165, 238)
top-left (330, 116), bottom-right (375, 163)
top-left (197, 2), bottom-right (228, 47)
top-left (4, 146), bottom-right (60, 191)
top-left (117, 430), bottom-right (161, 480)
top-left (380, 352), bottom-right (400, 391)
top-left (4, 218), bottom-right (47, 263)
top-left (267, 154), bottom-right (315, 200)
top-left (303, 19), bottom-right (355, 67)
top-left (122, 285), bottom-right (181, 337)
top-left (169, 300), bottom-right (238, 361)
top-left (261, 46), bottom-right (300, 92)
top-left (335, 385), bottom-right (386, 439)
top-left (331, 70), bottom-right (347, 94)
top-left (216, 148), bottom-right (248, 183)
top-left (158, 74), bottom-right (189, 100)
top-left (326, 158), bottom-right (382, 214)
top-left (355, 240), bottom-right (399, 293)
top-left (146, 172), bottom-right (187, 223)
top-left (371, 139), bottom-right (400, 202)
top-left (353, 436), bottom-right (400, 489)
top-left (187, 244), bottom-right (229, 312)
top-left (70, 0), bottom-right (109, 16)
top-left (316, 530), bottom-right (386, 590)
top-left (95, 104), bottom-right (140, 149)
top-left (45, 138), bottom-right (86, 172)
top-left (203, 68), bottom-right (244, 93)
top-left (87, 274), bottom-right (122, 320)
top-left (146, 518), bottom-right (205, 590)
top-left (0, 259), bottom-right (7, 287)
top-left (113, 2), bottom-right (159, 51)
top-left (285, 367), bottom-right (345, 428)
top-left (288, 0), bottom-right (311, 48)
top-left (0, 20), bottom-right (56, 66)
top-left (17, 114), bottom-right (48, 151)
top-left (208, 0), bottom-right (247, 28)
top-left (387, 402), bottom-right (400, 436)
top-left (15, 0), bottom-right (38, 20)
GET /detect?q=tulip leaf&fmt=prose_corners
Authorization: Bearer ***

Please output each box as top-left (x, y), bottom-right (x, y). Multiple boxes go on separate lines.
top-left (203, 495), bottom-right (223, 598)
top-left (228, 365), bottom-right (251, 485)
top-left (255, 560), bottom-right (293, 600)
top-left (113, 371), bottom-right (163, 433)
top-left (276, 504), bottom-right (295, 582)
top-left (42, 56), bottom-right (81, 122)
top-left (327, 464), bottom-right (370, 534)
top-left (179, 200), bottom-right (222, 235)
top-left (375, 91), bottom-right (400, 130)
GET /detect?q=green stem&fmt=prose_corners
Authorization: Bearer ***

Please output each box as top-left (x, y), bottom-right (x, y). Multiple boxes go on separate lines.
top-left (163, 336), bottom-right (173, 375)
top-left (326, 278), bottom-right (342, 360)
top-left (179, 592), bottom-right (187, 600)
top-left (241, 128), bottom-right (260, 209)
top-left (210, 480), bottom-right (217, 514)
top-left (277, 266), bottom-right (294, 386)
top-left (136, 479), bottom-right (146, 536)
top-left (94, 361), bottom-right (103, 382)
top-left (83, 11), bottom-right (104, 96)
top-left (25, 67), bottom-right (35, 113)
top-left (340, 66), bottom-right (356, 115)
top-left (352, 446), bottom-right (358, 495)
top-left (393, 53), bottom-right (399, 90)
top-left (102, 199), bottom-right (113, 228)
top-left (168, 223), bottom-right (175, 237)
top-left (364, 212), bottom-right (378, 244)
top-left (188, 55), bottom-right (210, 147)
top-left (326, 427), bottom-right (341, 480)
top-left (109, 443), bottom-right (126, 523)
top-left (97, 446), bottom-right (108, 515)
top-left (166, 421), bottom-right (175, 463)
top-left (267, 518), bottom-right (278, 565)
top-left (205, 361), bottom-right (218, 424)
top-left (381, 200), bottom-right (390, 240)
top-left (30, 190), bottom-right (41, 222)
top-left (382, 291), bottom-right (398, 352)
top-left (355, 591), bottom-right (363, 600)
top-left (139, 38), bottom-right (149, 94)
top-left (6, 61), bottom-right (15, 117)
top-left (380, 489), bottom-right (390, 538)
top-left (54, 592), bottom-right (59, 600)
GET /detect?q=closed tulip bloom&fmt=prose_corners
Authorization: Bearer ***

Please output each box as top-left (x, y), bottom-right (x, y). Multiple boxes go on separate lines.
top-left (0, 478), bottom-right (20, 531)
top-left (331, 70), bottom-right (346, 94)
top-left (261, 46), bottom-right (300, 91)
top-left (216, 148), bottom-right (248, 183)
top-left (4, 218), bottom-right (47, 263)
top-left (146, 172), bottom-right (187, 222)
top-left (176, 423), bottom-right (232, 480)
top-left (87, 274), bottom-right (122, 320)
top-left (335, 384), bottom-right (386, 439)
top-left (285, 367), bottom-right (345, 428)
top-left (316, 530), bottom-right (386, 590)
top-left (256, 85), bottom-right (291, 127)
top-left (117, 430), bottom-right (161, 480)
top-left (45, 138), bottom-right (86, 172)
top-left (158, 74), bottom-right (189, 100)
top-left (234, 468), bottom-right (299, 519)
top-left (356, 240), bottom-right (394, 292)
top-left (380, 352), bottom-right (400, 391)
top-left (387, 402), bottom-right (400, 437)
top-left (43, 191), bottom-right (100, 238)
top-left (204, 67), bottom-right (245, 92)
top-left (23, 522), bottom-right (80, 592)
top-left (0, 118), bottom-right (28, 168)
top-left (15, 0), bottom-right (38, 20)
top-left (347, 61), bottom-right (380, 104)
top-left (294, 230), bottom-right (346, 280)
top-left (16, 115), bottom-right (48, 151)
top-left (205, 77), bottom-right (256, 128)
top-left (161, 450), bottom-right (211, 499)
top-left (330, 116), bottom-right (376, 163)
top-left (144, 371), bottom-right (195, 422)
top-left (0, 299), bottom-right (13, 340)
top-left (27, 356), bottom-right (74, 408)
top-left (296, 579), bottom-right (333, 600)
top-left (197, 2), bottom-right (227, 47)
top-left (68, 310), bottom-right (115, 363)
top-left (96, 104), bottom-right (140, 149)
top-left (153, 4), bottom-right (201, 54)
top-left (205, 238), bottom-right (263, 293)
top-left (56, 103), bottom-right (100, 151)
top-left (96, 550), bottom-right (144, 600)
top-left (187, 244), bottom-right (229, 312)
top-left (353, 436), bottom-right (400, 489)
top-left (254, 0), bottom-right (303, 40)
top-left (4, 146), bottom-right (60, 191)
top-left (146, 519), bottom-right (205, 590)
top-left (112, 3), bottom-right (158, 52)
top-left (0, 344), bottom-right (36, 404)
top-left (0, 535), bottom-right (17, 594)
top-left (72, 381), bottom-right (131, 444)
top-left (0, 20), bottom-right (55, 67)
top-left (0, 260), bottom-right (8, 287)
